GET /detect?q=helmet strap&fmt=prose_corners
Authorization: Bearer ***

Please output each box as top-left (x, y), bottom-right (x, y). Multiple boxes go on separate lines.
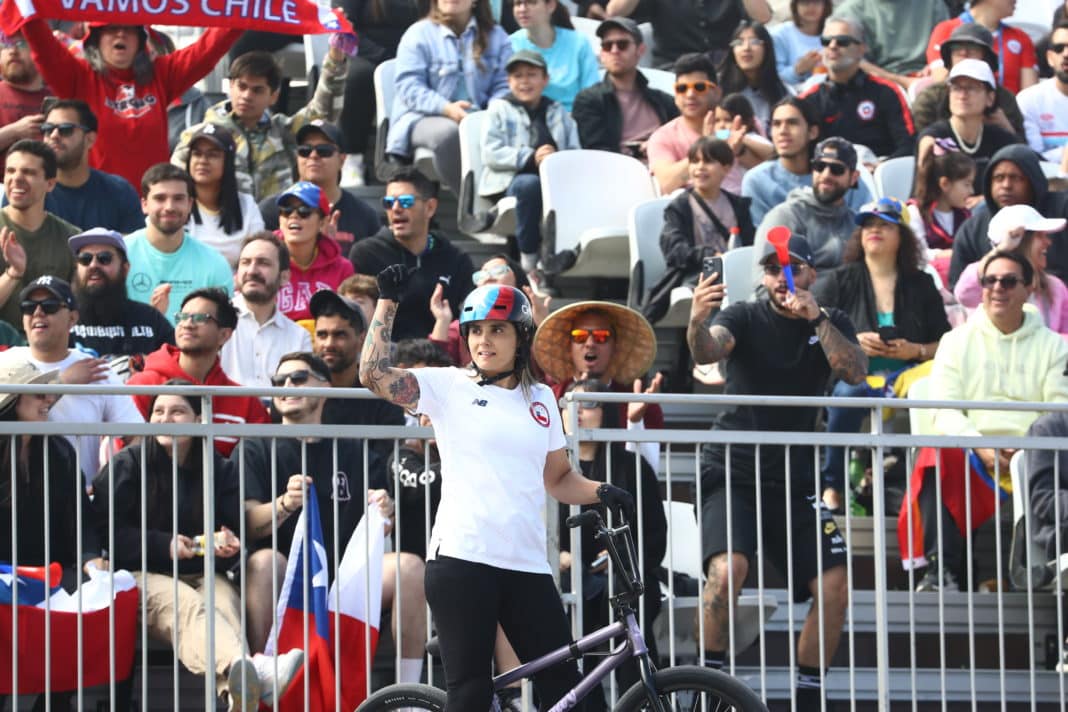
top-left (475, 368), bottom-right (517, 387)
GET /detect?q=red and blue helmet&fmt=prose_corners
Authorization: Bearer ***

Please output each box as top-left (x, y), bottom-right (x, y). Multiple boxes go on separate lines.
top-left (458, 285), bottom-right (533, 338)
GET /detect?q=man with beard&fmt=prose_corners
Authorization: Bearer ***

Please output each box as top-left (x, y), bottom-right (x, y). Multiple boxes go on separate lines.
top-left (751, 137), bottom-right (860, 288)
top-left (220, 232), bottom-right (311, 389)
top-left (68, 227), bottom-right (174, 360)
top-left (1018, 22), bottom-right (1068, 166)
top-left (742, 98), bottom-right (874, 227)
top-left (37, 100), bottom-right (143, 233)
top-left (0, 31), bottom-right (49, 169)
top-left (310, 289), bottom-right (404, 468)
top-left (123, 163), bottom-right (233, 324)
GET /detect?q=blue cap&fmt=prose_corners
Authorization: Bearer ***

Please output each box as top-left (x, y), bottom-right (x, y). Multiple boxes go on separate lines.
top-left (276, 181), bottom-right (330, 214)
top-left (855, 197), bottom-right (907, 226)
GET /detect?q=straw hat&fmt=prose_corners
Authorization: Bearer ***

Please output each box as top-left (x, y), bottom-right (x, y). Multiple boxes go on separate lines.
top-left (533, 302), bottom-right (656, 384)
top-left (0, 358), bottom-right (60, 415)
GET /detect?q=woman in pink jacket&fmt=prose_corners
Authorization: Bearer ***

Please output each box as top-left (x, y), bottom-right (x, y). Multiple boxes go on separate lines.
top-left (274, 181), bottom-right (355, 322)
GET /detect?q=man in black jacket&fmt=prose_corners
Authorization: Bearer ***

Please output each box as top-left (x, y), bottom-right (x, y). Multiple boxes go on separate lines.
top-left (348, 167), bottom-right (474, 341)
top-left (948, 144), bottom-right (1068, 288)
top-left (571, 17), bottom-right (677, 161)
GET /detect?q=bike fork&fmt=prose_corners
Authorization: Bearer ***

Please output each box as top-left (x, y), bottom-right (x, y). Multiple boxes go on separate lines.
top-left (637, 656), bottom-right (667, 712)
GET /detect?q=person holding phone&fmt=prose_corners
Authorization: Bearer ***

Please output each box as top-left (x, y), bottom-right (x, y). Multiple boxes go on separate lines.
top-left (812, 198), bottom-right (950, 512)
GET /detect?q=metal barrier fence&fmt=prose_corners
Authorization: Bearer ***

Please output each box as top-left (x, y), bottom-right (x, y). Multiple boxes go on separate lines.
top-left (0, 382), bottom-right (1066, 711)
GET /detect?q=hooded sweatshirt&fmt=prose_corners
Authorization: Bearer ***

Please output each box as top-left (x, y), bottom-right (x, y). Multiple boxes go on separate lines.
top-left (930, 304), bottom-right (1068, 441)
top-left (126, 345), bottom-right (270, 457)
top-left (948, 144), bottom-right (1068, 289)
top-left (276, 233), bottom-right (355, 322)
top-left (751, 186), bottom-right (854, 288)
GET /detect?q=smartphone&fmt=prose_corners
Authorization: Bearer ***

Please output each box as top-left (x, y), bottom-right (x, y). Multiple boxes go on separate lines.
top-left (878, 326), bottom-right (899, 343)
top-left (40, 96), bottom-right (58, 116)
top-left (702, 255), bottom-right (723, 283)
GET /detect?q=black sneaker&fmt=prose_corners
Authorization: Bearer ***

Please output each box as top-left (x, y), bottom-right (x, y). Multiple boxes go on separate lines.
top-left (916, 566), bottom-right (960, 593)
top-left (540, 248), bottom-right (577, 275)
top-left (497, 686), bottom-right (524, 712)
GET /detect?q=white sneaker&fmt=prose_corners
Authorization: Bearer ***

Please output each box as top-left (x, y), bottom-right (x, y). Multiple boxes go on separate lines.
top-left (341, 153), bottom-right (365, 188)
top-left (252, 648), bottom-right (304, 704)
top-left (227, 656), bottom-right (261, 712)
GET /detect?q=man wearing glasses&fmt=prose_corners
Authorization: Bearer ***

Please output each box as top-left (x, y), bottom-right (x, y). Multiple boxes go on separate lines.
top-left (37, 99), bottom-right (143, 233)
top-left (798, 15), bottom-right (915, 160)
top-left (572, 18), bottom-right (677, 161)
top-left (127, 287), bottom-right (270, 457)
top-left (257, 120), bottom-right (380, 251)
top-left (0, 31), bottom-right (49, 171)
top-left (646, 53), bottom-right (721, 194)
top-left (68, 227), bottom-right (174, 361)
top-left (349, 167), bottom-right (474, 341)
top-left (686, 234), bottom-right (866, 708)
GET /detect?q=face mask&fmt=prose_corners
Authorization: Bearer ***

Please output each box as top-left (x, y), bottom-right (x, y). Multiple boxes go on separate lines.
top-left (714, 128), bottom-right (731, 140)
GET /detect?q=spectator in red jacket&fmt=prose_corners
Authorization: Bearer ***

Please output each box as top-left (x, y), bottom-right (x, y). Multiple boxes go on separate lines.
top-left (274, 181), bottom-right (354, 322)
top-left (127, 287), bottom-right (269, 457)
top-left (21, 20), bottom-right (241, 190)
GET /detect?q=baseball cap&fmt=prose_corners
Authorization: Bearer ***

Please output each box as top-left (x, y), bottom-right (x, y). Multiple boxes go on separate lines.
top-left (188, 123), bottom-right (236, 153)
top-left (855, 197), bottom-right (908, 227)
top-left (506, 49), bottom-right (547, 72)
top-left (988, 204), bottom-right (1067, 246)
top-left (309, 290), bottom-right (367, 333)
top-left (812, 137), bottom-right (857, 171)
top-left (940, 23), bottom-right (998, 73)
top-left (18, 276), bottom-right (77, 310)
top-left (295, 119), bottom-right (343, 146)
top-left (69, 227), bottom-right (127, 257)
top-left (276, 181), bottom-right (331, 214)
top-left (596, 17), bottom-right (642, 43)
top-left (948, 58), bottom-right (995, 90)
top-left (760, 234), bottom-right (816, 267)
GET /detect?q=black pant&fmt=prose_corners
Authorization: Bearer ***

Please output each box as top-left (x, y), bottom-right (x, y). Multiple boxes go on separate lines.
top-left (918, 468), bottom-right (966, 575)
top-left (425, 556), bottom-right (586, 712)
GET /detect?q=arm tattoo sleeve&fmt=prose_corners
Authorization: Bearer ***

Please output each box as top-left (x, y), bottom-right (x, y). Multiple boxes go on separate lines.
top-left (816, 318), bottom-right (868, 385)
top-left (687, 318), bottom-right (735, 365)
top-left (358, 304), bottom-right (421, 410)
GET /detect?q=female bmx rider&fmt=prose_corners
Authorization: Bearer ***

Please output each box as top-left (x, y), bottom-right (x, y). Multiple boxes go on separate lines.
top-left (360, 266), bottom-right (633, 711)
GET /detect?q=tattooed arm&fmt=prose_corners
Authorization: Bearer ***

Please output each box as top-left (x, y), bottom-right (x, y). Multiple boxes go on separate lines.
top-left (814, 317), bottom-right (868, 385)
top-left (359, 266), bottom-right (422, 410)
top-left (686, 271), bottom-right (735, 363)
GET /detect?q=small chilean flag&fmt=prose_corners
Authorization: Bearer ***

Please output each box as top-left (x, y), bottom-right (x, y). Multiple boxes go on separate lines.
top-left (267, 484), bottom-right (384, 711)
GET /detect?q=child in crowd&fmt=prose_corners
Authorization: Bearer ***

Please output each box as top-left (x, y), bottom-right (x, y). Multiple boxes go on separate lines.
top-left (907, 150), bottom-right (976, 286)
top-left (710, 93), bottom-right (773, 195)
top-left (479, 49), bottom-right (580, 274)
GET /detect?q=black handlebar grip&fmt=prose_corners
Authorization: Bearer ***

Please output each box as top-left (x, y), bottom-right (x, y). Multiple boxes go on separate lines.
top-left (566, 510), bottom-right (601, 529)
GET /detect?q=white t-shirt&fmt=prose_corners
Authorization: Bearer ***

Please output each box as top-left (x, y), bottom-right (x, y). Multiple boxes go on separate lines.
top-left (186, 192), bottom-right (266, 267)
top-left (1018, 79), bottom-right (1068, 164)
top-left (6, 348), bottom-right (144, 485)
top-left (411, 367), bottom-right (565, 574)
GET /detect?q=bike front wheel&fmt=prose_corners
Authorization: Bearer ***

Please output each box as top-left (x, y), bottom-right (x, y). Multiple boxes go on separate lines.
top-left (357, 683), bottom-right (447, 711)
top-left (613, 666), bottom-right (767, 712)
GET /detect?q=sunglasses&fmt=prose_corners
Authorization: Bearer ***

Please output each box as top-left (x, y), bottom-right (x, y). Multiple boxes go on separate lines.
top-left (270, 368), bottom-right (328, 387)
top-left (980, 274), bottom-right (1023, 289)
top-left (570, 328), bottom-right (612, 344)
top-left (472, 263), bottom-right (512, 285)
top-left (813, 160), bottom-right (848, 176)
top-left (820, 34), bottom-right (859, 47)
top-left (1051, 43), bottom-right (1068, 54)
top-left (296, 144), bottom-right (338, 158)
top-left (279, 204), bottom-right (317, 218)
top-left (762, 262), bottom-right (808, 276)
top-left (600, 38), bottom-right (633, 52)
top-left (40, 122), bottom-right (89, 137)
top-left (76, 250), bottom-right (117, 267)
top-left (175, 312), bottom-right (217, 325)
top-left (19, 298), bottom-right (64, 315)
top-left (675, 81), bottom-right (712, 95)
top-left (382, 194), bottom-right (417, 209)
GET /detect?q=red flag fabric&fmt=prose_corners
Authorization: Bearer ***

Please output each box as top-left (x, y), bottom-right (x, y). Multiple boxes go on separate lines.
top-left (0, 0), bottom-right (353, 36)
top-left (897, 446), bottom-right (1009, 569)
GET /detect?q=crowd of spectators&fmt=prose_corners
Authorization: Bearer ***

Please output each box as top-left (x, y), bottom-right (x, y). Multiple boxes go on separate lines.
top-left (0, 1), bottom-right (1066, 709)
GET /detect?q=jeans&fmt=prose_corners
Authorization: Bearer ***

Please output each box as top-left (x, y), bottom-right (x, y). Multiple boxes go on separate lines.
top-left (821, 379), bottom-right (882, 493)
top-left (505, 173), bottom-right (543, 255)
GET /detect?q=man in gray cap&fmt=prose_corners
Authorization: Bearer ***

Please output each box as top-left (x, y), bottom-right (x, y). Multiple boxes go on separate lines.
top-left (686, 233), bottom-right (866, 710)
top-left (572, 17), bottom-right (677, 161)
top-left (68, 227), bottom-right (174, 361)
top-left (911, 22), bottom-right (1024, 136)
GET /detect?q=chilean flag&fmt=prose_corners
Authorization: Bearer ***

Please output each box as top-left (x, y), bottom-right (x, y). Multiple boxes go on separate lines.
top-left (267, 484), bottom-right (384, 711)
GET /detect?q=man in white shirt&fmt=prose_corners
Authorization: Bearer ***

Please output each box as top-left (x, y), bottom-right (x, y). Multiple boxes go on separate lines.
top-left (220, 233), bottom-right (311, 389)
top-left (1018, 22), bottom-right (1068, 166)
top-left (1, 275), bottom-right (143, 485)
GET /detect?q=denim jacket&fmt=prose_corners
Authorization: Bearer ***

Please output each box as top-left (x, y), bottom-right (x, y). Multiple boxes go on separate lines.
top-left (478, 96), bottom-right (580, 197)
top-left (387, 18), bottom-right (512, 157)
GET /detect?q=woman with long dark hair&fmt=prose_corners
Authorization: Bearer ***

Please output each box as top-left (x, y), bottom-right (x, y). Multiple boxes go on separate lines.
top-left (361, 274), bottom-right (633, 710)
top-left (184, 125), bottom-right (264, 267)
top-left (92, 383), bottom-right (303, 711)
top-left (717, 20), bottom-right (791, 129)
